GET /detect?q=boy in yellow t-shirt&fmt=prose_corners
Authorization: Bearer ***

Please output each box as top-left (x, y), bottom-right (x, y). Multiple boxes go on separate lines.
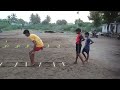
top-left (23, 30), bottom-right (44, 66)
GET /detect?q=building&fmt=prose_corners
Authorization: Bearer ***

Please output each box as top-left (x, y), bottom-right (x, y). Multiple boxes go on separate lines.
top-left (102, 23), bottom-right (120, 34)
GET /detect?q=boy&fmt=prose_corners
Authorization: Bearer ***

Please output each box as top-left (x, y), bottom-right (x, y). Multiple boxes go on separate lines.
top-left (23, 30), bottom-right (44, 66)
top-left (74, 28), bottom-right (85, 64)
top-left (82, 32), bottom-right (94, 62)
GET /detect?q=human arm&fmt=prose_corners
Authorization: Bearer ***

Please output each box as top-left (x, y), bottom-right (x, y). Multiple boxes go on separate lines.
top-left (90, 39), bottom-right (94, 44)
top-left (81, 35), bottom-right (85, 41)
top-left (32, 40), bottom-right (37, 51)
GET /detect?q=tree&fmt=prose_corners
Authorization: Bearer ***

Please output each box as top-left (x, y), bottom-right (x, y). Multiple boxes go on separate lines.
top-left (61, 20), bottom-right (67, 25)
top-left (18, 19), bottom-right (26, 29)
top-left (7, 13), bottom-right (18, 23)
top-left (115, 16), bottom-right (120, 23)
top-left (30, 13), bottom-right (41, 24)
top-left (46, 15), bottom-right (51, 23)
top-left (75, 19), bottom-right (83, 24)
top-left (42, 15), bottom-right (51, 25)
top-left (56, 19), bottom-right (67, 25)
top-left (75, 18), bottom-right (83, 26)
top-left (88, 11), bottom-right (102, 28)
top-left (56, 20), bottom-right (61, 25)
top-left (35, 14), bottom-right (41, 23)
top-left (42, 20), bottom-right (48, 25)
top-left (0, 19), bottom-right (10, 30)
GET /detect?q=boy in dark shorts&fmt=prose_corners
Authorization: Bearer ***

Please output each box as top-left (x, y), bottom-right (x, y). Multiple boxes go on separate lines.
top-left (82, 32), bottom-right (94, 62)
top-left (74, 28), bottom-right (85, 64)
top-left (23, 30), bottom-right (44, 66)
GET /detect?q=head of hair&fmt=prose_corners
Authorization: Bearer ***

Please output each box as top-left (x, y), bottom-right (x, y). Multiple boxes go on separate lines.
top-left (85, 32), bottom-right (89, 36)
top-left (75, 28), bottom-right (81, 33)
top-left (23, 29), bottom-right (30, 34)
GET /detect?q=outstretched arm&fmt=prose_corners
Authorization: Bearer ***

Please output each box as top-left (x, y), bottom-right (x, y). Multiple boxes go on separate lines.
top-left (90, 39), bottom-right (94, 44)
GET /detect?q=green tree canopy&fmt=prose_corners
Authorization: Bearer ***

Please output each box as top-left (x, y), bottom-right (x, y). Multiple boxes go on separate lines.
top-left (0, 19), bottom-right (10, 29)
top-left (75, 18), bottom-right (84, 27)
top-left (7, 13), bottom-right (18, 23)
top-left (42, 15), bottom-right (51, 25)
top-left (30, 13), bottom-right (41, 24)
top-left (56, 19), bottom-right (67, 25)
top-left (88, 11), bottom-right (102, 28)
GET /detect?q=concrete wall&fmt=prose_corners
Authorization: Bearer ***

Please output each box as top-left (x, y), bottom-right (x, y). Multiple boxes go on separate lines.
top-left (102, 23), bottom-right (120, 33)
top-left (102, 24), bottom-right (108, 33)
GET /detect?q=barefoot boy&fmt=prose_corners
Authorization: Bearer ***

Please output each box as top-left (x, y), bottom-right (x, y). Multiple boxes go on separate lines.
top-left (74, 28), bottom-right (85, 64)
top-left (23, 30), bottom-right (44, 66)
top-left (82, 32), bottom-right (94, 62)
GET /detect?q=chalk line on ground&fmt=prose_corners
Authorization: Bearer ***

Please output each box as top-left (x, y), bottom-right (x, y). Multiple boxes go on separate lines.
top-left (25, 62), bottom-right (27, 67)
top-left (62, 62), bottom-right (65, 66)
top-left (53, 62), bottom-right (55, 67)
top-left (14, 62), bottom-right (18, 67)
top-left (39, 62), bottom-right (42, 67)
top-left (58, 44), bottom-right (61, 48)
top-left (48, 44), bottom-right (49, 48)
top-left (0, 62), bottom-right (3, 66)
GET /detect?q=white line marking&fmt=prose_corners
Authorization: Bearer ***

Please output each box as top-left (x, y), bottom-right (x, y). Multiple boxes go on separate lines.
top-left (39, 62), bottom-right (41, 67)
top-left (53, 62), bottom-right (55, 67)
top-left (25, 62), bottom-right (27, 67)
top-left (14, 62), bottom-right (18, 67)
top-left (4, 45), bottom-right (7, 48)
top-left (58, 44), bottom-right (60, 48)
top-left (48, 44), bottom-right (49, 48)
top-left (0, 62), bottom-right (3, 66)
top-left (62, 62), bottom-right (65, 66)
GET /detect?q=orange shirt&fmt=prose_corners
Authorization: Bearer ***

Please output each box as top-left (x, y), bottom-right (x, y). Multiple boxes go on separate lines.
top-left (29, 34), bottom-right (44, 47)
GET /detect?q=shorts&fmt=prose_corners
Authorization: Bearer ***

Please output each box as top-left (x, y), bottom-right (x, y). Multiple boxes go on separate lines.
top-left (34, 47), bottom-right (43, 51)
top-left (82, 48), bottom-right (89, 54)
top-left (76, 44), bottom-right (82, 54)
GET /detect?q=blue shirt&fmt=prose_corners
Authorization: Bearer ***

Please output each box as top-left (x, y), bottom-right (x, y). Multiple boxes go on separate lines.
top-left (84, 38), bottom-right (91, 50)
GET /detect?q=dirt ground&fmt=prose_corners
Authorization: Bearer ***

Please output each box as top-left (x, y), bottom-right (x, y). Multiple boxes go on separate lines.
top-left (0, 30), bottom-right (120, 79)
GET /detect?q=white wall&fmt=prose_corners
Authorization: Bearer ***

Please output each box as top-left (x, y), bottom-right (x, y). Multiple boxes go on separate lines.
top-left (117, 24), bottom-right (120, 33)
top-left (102, 24), bottom-right (107, 33)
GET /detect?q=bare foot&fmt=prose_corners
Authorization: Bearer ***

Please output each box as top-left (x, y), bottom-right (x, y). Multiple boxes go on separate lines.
top-left (74, 61), bottom-right (77, 64)
top-left (82, 61), bottom-right (85, 65)
top-left (31, 63), bottom-right (35, 66)
top-left (84, 60), bottom-right (88, 63)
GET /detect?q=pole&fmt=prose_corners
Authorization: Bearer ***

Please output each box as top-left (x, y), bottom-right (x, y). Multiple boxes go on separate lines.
top-left (77, 11), bottom-right (79, 28)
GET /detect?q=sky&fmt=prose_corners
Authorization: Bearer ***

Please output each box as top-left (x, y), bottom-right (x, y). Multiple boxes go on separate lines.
top-left (0, 11), bottom-right (91, 23)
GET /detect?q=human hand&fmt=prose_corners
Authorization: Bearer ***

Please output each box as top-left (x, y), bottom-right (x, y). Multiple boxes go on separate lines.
top-left (31, 51), bottom-right (35, 54)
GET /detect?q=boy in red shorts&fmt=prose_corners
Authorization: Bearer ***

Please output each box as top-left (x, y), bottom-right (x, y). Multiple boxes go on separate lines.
top-left (23, 30), bottom-right (44, 66)
top-left (74, 28), bottom-right (85, 64)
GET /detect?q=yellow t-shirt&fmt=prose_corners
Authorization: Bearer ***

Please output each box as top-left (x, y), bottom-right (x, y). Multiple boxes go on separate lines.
top-left (29, 34), bottom-right (44, 47)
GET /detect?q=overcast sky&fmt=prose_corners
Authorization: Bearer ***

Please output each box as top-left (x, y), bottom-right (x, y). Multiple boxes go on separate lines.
top-left (0, 11), bottom-right (91, 23)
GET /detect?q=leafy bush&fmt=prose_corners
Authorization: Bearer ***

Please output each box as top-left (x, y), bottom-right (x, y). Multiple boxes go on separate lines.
top-left (4, 25), bottom-right (21, 31)
top-left (0, 19), bottom-right (94, 32)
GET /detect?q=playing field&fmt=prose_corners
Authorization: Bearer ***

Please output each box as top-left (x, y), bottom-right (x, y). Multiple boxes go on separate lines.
top-left (0, 30), bottom-right (120, 79)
